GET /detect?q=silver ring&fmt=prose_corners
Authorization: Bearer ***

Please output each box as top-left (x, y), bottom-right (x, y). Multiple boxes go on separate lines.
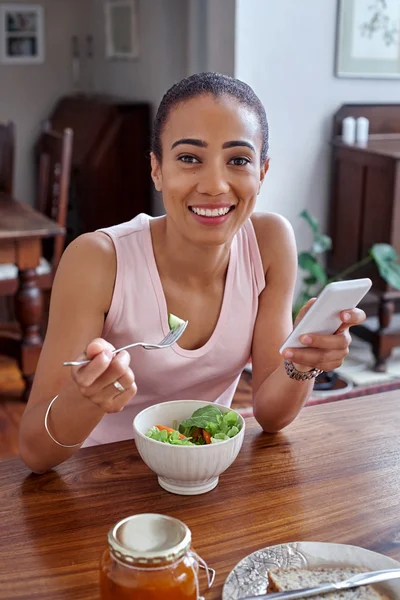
top-left (113, 380), bottom-right (125, 393)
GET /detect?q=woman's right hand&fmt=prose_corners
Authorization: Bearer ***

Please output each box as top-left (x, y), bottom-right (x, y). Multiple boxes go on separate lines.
top-left (70, 338), bottom-right (137, 413)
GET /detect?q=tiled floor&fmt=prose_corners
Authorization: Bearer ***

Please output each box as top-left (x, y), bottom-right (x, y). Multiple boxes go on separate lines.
top-left (337, 336), bottom-right (400, 386)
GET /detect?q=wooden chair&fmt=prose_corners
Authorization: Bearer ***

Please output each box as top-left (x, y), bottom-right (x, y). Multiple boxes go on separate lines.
top-left (0, 121), bottom-right (15, 195)
top-left (0, 127), bottom-right (73, 296)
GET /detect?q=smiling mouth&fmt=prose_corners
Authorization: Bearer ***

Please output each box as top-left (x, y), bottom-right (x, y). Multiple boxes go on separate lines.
top-left (188, 206), bottom-right (235, 217)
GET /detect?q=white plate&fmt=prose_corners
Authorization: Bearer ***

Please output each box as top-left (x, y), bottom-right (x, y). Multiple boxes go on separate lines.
top-left (222, 541), bottom-right (400, 599)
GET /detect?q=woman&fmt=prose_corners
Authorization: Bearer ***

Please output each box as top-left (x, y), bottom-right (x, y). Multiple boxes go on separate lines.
top-left (19, 73), bottom-right (365, 473)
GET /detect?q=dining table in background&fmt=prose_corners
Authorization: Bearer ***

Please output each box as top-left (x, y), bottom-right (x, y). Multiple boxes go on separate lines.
top-left (0, 193), bottom-right (64, 395)
top-left (0, 390), bottom-right (400, 599)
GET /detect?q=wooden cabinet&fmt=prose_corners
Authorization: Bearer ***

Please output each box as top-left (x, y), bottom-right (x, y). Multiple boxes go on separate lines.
top-left (329, 104), bottom-right (400, 370)
top-left (38, 94), bottom-right (153, 244)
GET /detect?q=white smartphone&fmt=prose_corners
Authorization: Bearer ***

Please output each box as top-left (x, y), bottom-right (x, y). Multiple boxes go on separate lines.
top-left (279, 278), bottom-right (372, 354)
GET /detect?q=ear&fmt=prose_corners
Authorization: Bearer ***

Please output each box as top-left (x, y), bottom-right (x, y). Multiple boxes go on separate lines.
top-left (258, 157), bottom-right (270, 194)
top-left (150, 152), bottom-right (162, 192)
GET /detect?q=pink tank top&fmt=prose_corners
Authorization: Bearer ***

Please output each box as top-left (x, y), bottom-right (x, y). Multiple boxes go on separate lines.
top-left (83, 213), bottom-right (265, 446)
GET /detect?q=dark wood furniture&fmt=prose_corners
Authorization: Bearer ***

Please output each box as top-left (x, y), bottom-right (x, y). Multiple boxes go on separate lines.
top-left (36, 126), bottom-right (73, 289)
top-left (1, 391), bottom-right (399, 599)
top-left (0, 120), bottom-right (15, 195)
top-left (0, 195), bottom-right (64, 396)
top-left (0, 127), bottom-right (73, 296)
top-left (41, 94), bottom-right (153, 244)
top-left (330, 104), bottom-right (400, 371)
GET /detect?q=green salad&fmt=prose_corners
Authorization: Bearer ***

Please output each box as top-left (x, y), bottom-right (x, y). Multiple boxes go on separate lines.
top-left (145, 405), bottom-right (242, 446)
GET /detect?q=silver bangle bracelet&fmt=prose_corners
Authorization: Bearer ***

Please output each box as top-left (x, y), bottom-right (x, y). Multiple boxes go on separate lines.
top-left (44, 395), bottom-right (84, 448)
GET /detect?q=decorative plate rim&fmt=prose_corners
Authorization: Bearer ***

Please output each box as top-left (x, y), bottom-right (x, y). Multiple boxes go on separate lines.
top-left (222, 541), bottom-right (400, 600)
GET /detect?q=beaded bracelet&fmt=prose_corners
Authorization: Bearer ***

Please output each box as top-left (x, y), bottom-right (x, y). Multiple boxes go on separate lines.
top-left (284, 359), bottom-right (323, 381)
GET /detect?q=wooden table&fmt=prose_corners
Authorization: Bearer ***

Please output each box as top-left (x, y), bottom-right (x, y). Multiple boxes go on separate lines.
top-left (0, 194), bottom-right (64, 393)
top-left (1, 391), bottom-right (400, 599)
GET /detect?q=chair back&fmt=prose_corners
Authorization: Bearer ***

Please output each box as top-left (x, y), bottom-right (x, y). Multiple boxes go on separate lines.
top-left (37, 124), bottom-right (73, 270)
top-left (0, 121), bottom-right (15, 195)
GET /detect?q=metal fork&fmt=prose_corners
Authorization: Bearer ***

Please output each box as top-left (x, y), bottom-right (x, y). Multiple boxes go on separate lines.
top-left (63, 320), bottom-right (188, 367)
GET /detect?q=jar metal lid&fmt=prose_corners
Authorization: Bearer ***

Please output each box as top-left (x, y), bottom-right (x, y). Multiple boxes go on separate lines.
top-left (108, 513), bottom-right (192, 566)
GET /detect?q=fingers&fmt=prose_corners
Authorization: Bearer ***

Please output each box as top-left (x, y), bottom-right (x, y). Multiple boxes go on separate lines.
top-left (71, 338), bottom-right (116, 387)
top-left (85, 338), bottom-right (115, 359)
top-left (94, 377), bottom-right (138, 413)
top-left (102, 376), bottom-right (138, 412)
top-left (283, 346), bottom-right (349, 371)
top-left (72, 350), bottom-right (113, 387)
top-left (79, 351), bottom-right (133, 395)
top-left (282, 330), bottom-right (352, 371)
top-left (285, 301), bottom-right (367, 371)
top-left (69, 338), bottom-right (138, 413)
top-left (296, 330), bottom-right (352, 351)
top-left (336, 307), bottom-right (366, 333)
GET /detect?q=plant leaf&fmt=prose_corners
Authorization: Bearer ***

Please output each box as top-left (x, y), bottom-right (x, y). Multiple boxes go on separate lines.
top-left (370, 244), bottom-right (400, 289)
top-left (304, 275), bottom-right (318, 285)
top-left (312, 234), bottom-right (332, 254)
top-left (298, 253), bottom-right (327, 284)
top-left (299, 209), bottom-right (319, 236)
top-left (376, 262), bottom-right (400, 289)
top-left (370, 243), bottom-right (398, 263)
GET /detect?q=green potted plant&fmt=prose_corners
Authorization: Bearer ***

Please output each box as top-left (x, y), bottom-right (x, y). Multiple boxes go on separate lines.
top-left (294, 209), bottom-right (400, 391)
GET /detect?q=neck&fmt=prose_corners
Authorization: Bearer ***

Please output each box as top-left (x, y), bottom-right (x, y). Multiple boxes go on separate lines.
top-left (150, 216), bottom-right (232, 287)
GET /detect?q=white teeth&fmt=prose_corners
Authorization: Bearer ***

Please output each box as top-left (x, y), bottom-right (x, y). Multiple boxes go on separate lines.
top-left (190, 206), bottom-right (231, 217)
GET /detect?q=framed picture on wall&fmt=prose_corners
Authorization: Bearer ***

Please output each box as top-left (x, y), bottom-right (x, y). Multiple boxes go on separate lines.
top-left (336, 0), bottom-right (400, 78)
top-left (104, 0), bottom-right (139, 60)
top-left (0, 3), bottom-right (44, 64)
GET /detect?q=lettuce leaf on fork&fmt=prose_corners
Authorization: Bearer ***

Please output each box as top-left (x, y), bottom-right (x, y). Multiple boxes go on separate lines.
top-left (168, 313), bottom-right (185, 331)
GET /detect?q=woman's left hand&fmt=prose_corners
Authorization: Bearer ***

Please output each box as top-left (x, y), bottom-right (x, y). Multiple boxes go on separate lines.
top-left (282, 299), bottom-right (367, 372)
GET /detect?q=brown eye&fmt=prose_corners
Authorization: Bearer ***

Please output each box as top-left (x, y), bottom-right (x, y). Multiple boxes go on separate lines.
top-left (229, 157), bottom-right (250, 166)
top-left (178, 155), bottom-right (200, 164)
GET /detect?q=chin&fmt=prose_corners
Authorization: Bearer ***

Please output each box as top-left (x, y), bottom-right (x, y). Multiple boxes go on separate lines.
top-left (187, 225), bottom-right (238, 248)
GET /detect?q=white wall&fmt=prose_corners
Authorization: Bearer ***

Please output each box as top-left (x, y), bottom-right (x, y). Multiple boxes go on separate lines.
top-left (91, 0), bottom-right (187, 108)
top-left (187, 0), bottom-right (236, 76)
top-left (235, 0), bottom-right (400, 251)
top-left (89, 0), bottom-right (188, 214)
top-left (0, 0), bottom-right (91, 205)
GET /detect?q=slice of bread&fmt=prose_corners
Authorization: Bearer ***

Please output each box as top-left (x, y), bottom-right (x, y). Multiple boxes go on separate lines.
top-left (267, 567), bottom-right (386, 599)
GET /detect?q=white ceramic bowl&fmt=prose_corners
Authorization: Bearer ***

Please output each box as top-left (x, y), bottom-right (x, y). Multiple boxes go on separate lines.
top-left (133, 400), bottom-right (245, 495)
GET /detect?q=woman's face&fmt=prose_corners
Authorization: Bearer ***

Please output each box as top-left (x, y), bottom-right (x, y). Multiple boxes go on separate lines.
top-left (151, 94), bottom-right (268, 246)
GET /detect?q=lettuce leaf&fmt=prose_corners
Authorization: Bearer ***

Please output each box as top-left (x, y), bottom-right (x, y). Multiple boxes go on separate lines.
top-left (178, 405), bottom-right (222, 431)
top-left (145, 426), bottom-right (194, 445)
top-left (146, 405), bottom-right (242, 445)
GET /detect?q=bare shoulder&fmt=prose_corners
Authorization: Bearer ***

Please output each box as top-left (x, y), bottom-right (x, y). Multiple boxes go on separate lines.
top-left (250, 212), bottom-right (297, 275)
top-left (53, 231), bottom-right (116, 314)
top-left (60, 231), bottom-right (115, 266)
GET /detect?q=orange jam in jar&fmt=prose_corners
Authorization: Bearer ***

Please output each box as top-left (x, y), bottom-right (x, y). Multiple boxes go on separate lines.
top-left (100, 513), bottom-right (212, 600)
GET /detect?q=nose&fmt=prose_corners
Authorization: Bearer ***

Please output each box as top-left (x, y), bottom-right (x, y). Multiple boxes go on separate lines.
top-left (196, 161), bottom-right (230, 196)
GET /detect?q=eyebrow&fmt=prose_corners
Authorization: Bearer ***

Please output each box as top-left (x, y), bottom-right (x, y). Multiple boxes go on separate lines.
top-left (171, 138), bottom-right (256, 152)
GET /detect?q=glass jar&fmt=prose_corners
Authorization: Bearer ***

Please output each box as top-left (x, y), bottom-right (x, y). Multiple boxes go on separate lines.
top-left (100, 513), bottom-right (214, 600)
